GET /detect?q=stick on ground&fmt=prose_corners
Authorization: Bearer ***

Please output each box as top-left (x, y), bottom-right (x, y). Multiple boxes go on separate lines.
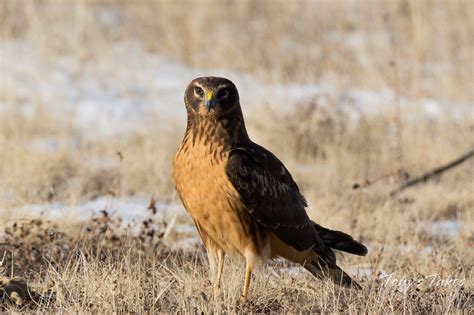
top-left (390, 147), bottom-right (474, 197)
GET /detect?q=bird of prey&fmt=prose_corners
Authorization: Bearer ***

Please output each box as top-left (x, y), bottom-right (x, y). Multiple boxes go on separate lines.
top-left (172, 77), bottom-right (367, 302)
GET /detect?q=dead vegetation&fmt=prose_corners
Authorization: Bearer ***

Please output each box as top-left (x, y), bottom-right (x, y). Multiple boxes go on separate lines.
top-left (1, 0), bottom-right (473, 313)
top-left (1, 0), bottom-right (472, 102)
top-left (0, 204), bottom-right (471, 312)
top-left (1, 100), bottom-right (472, 312)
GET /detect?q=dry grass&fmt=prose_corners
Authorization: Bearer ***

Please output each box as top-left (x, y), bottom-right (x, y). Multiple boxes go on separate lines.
top-left (1, 194), bottom-right (472, 313)
top-left (1, 0), bottom-right (472, 102)
top-left (1, 0), bottom-right (473, 313)
top-left (1, 102), bottom-right (472, 312)
top-left (0, 108), bottom-right (179, 206)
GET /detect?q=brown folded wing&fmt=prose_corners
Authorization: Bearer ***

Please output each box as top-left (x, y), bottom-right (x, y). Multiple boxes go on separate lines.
top-left (226, 143), bottom-right (325, 252)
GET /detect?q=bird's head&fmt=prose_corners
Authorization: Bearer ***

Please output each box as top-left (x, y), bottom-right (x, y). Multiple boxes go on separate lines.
top-left (184, 77), bottom-right (240, 119)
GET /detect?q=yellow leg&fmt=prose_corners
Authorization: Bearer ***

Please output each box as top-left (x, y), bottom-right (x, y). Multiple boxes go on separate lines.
top-left (213, 249), bottom-right (225, 297)
top-left (240, 262), bottom-right (252, 303)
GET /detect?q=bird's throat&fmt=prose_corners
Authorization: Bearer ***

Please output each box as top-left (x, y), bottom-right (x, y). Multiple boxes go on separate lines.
top-left (185, 114), bottom-right (249, 153)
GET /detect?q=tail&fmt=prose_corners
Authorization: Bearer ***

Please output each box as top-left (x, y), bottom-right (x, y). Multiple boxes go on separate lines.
top-left (314, 223), bottom-right (368, 256)
top-left (304, 223), bottom-right (368, 289)
top-left (304, 257), bottom-right (362, 289)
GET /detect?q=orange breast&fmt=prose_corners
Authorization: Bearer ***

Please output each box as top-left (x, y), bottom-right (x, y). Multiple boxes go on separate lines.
top-left (172, 137), bottom-right (268, 257)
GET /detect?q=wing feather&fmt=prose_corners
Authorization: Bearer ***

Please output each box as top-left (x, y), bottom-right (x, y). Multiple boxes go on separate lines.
top-left (226, 143), bottom-right (323, 251)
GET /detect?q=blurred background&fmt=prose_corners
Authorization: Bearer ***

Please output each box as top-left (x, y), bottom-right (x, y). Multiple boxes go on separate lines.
top-left (0, 0), bottom-right (472, 225)
top-left (0, 2), bottom-right (473, 311)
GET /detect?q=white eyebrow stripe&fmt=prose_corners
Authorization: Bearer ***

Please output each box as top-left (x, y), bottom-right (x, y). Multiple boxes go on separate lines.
top-left (194, 83), bottom-right (205, 90)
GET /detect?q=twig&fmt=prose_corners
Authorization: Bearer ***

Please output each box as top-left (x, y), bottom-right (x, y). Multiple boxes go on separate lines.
top-left (162, 213), bottom-right (178, 241)
top-left (153, 279), bottom-right (175, 306)
top-left (390, 148), bottom-right (474, 197)
top-left (0, 243), bottom-right (20, 248)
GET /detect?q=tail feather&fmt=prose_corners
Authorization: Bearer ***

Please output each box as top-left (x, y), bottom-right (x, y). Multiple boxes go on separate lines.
top-left (272, 223), bottom-right (367, 289)
top-left (314, 223), bottom-right (368, 256)
top-left (305, 258), bottom-right (362, 289)
top-left (305, 222), bottom-right (367, 289)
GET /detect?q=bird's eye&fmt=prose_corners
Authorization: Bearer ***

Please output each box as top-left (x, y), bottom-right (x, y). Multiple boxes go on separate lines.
top-left (216, 88), bottom-right (229, 100)
top-left (194, 87), bottom-right (204, 98)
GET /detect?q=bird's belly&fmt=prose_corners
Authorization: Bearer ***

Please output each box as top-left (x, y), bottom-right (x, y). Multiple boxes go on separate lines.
top-left (173, 149), bottom-right (268, 257)
top-left (194, 197), bottom-right (259, 256)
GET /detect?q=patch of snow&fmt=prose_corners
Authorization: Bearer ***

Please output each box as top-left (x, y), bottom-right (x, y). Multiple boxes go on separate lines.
top-left (270, 260), bottom-right (308, 279)
top-left (423, 100), bottom-right (441, 118)
top-left (173, 224), bottom-right (198, 234)
top-left (8, 196), bottom-right (187, 223)
top-left (27, 138), bottom-right (78, 153)
top-left (171, 237), bottom-right (201, 251)
top-left (3, 196), bottom-right (200, 250)
top-left (347, 266), bottom-right (389, 279)
top-left (98, 7), bottom-right (123, 27)
top-left (398, 244), bottom-right (434, 255)
top-left (350, 267), bottom-right (374, 278)
top-left (1, 39), bottom-right (471, 141)
top-left (1, 198), bottom-right (204, 253)
top-left (423, 220), bottom-right (464, 237)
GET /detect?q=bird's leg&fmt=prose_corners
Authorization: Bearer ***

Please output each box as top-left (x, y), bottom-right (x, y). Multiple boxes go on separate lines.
top-left (239, 262), bottom-right (252, 303)
top-left (213, 249), bottom-right (225, 297)
top-left (207, 249), bottom-right (217, 280)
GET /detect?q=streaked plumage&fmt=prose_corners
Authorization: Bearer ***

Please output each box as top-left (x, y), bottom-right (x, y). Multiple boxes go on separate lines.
top-left (172, 77), bottom-right (367, 301)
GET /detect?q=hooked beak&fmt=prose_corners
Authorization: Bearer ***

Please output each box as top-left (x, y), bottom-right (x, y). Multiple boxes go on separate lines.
top-left (205, 91), bottom-right (215, 111)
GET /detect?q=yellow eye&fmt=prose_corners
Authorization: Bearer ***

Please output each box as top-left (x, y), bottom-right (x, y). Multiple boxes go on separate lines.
top-left (194, 86), bottom-right (204, 98)
top-left (216, 88), bottom-right (229, 100)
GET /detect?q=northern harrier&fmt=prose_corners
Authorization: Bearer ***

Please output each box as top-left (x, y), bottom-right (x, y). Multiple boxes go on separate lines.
top-left (172, 77), bottom-right (367, 301)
